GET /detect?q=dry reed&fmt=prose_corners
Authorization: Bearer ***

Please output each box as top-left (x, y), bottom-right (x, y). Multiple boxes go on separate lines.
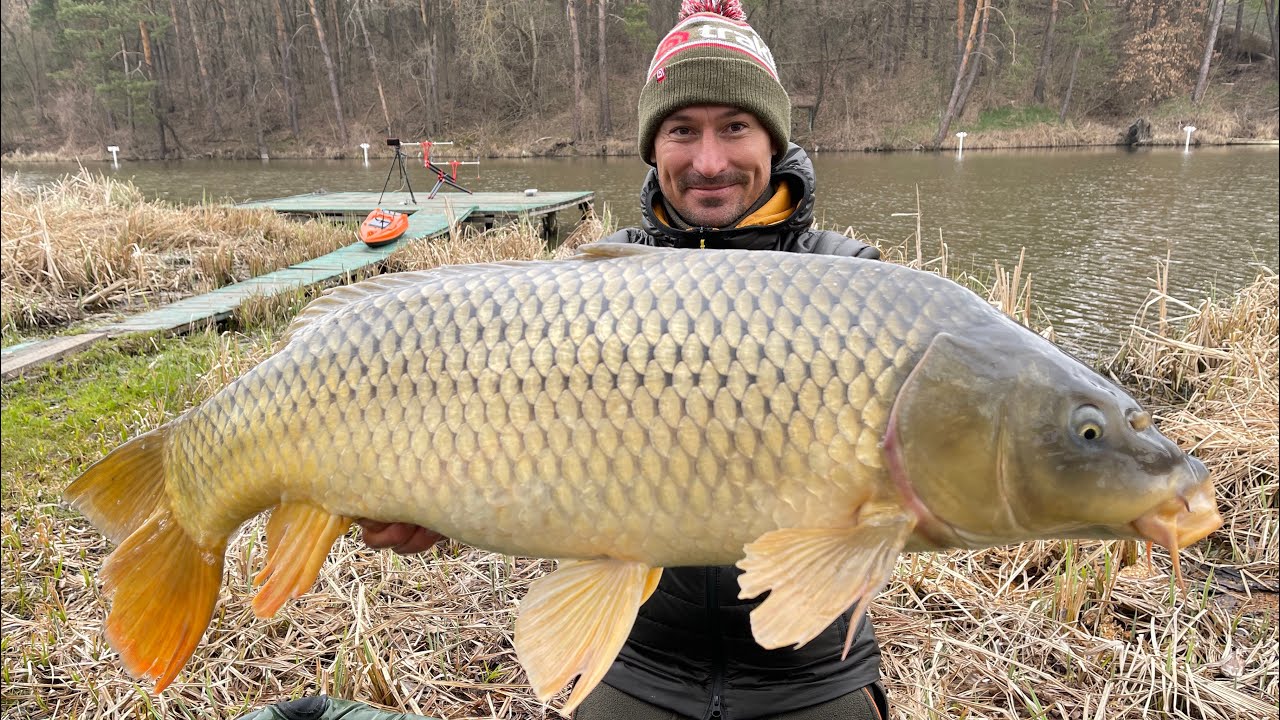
top-left (0, 170), bottom-right (351, 335)
top-left (1, 222), bottom-right (1275, 719)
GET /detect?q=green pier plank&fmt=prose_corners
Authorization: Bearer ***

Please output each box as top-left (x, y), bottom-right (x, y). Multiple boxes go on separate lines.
top-left (1, 339), bottom-right (44, 360)
top-left (2, 332), bottom-right (110, 380)
top-left (238, 191), bottom-right (590, 220)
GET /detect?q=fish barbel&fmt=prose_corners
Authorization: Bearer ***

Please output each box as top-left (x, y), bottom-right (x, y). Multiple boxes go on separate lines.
top-left (65, 243), bottom-right (1221, 711)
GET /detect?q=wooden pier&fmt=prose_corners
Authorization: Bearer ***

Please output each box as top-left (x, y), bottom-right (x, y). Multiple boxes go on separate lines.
top-left (2, 189), bottom-right (595, 379)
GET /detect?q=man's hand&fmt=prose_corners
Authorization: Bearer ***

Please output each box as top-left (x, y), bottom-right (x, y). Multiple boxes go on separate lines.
top-left (357, 520), bottom-right (445, 555)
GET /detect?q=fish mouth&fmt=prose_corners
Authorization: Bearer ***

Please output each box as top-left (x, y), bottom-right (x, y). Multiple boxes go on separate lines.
top-left (1131, 478), bottom-right (1222, 550)
top-left (1130, 458), bottom-right (1222, 582)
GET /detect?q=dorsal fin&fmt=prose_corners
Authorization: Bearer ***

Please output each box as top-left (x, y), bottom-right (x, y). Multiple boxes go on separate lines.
top-left (576, 242), bottom-right (666, 259)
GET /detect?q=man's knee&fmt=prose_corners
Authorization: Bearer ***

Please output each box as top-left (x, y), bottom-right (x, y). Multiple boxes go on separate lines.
top-left (766, 683), bottom-right (889, 720)
top-left (573, 683), bottom-right (685, 720)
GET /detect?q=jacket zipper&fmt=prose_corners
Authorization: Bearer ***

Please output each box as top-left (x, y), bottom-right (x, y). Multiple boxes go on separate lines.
top-left (705, 566), bottom-right (726, 720)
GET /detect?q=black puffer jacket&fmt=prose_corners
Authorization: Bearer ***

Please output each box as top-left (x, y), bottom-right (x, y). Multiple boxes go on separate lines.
top-left (597, 145), bottom-right (885, 720)
top-left (602, 143), bottom-right (880, 260)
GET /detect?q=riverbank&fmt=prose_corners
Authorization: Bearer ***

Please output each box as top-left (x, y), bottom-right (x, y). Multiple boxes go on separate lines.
top-left (2, 208), bottom-right (1275, 718)
top-left (4, 90), bottom-right (1276, 163)
top-left (4, 121), bottom-right (1274, 163)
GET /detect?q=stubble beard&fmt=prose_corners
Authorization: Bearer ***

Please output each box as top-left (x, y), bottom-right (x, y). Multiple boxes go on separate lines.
top-left (676, 170), bottom-right (750, 229)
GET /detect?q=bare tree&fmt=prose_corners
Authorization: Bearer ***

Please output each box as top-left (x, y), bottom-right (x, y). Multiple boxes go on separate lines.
top-left (922, 0), bottom-right (934, 60)
top-left (1193, 0), bottom-right (1227, 103)
top-left (137, 18), bottom-right (167, 156)
top-left (163, 0), bottom-right (190, 98)
top-left (567, 0), bottom-right (585, 142)
top-left (182, 0), bottom-right (221, 134)
top-left (308, 0), bottom-right (349, 142)
top-left (417, 0), bottom-right (441, 136)
top-left (0, 17), bottom-right (45, 121)
top-left (879, 0), bottom-right (895, 74)
top-left (354, 2), bottom-right (392, 137)
top-left (898, 0), bottom-right (915, 69)
top-left (1265, 0), bottom-right (1278, 81)
top-left (812, 15), bottom-right (835, 129)
top-left (273, 0), bottom-right (301, 138)
top-left (1032, 0), bottom-right (1058, 104)
top-left (953, 0), bottom-right (991, 119)
top-left (235, 0), bottom-right (268, 158)
top-left (1059, 44), bottom-right (1082, 121)
top-left (933, 0), bottom-right (988, 147)
top-left (1229, 0), bottom-right (1244, 58)
top-left (596, 0), bottom-right (610, 138)
top-left (327, 0), bottom-right (345, 92)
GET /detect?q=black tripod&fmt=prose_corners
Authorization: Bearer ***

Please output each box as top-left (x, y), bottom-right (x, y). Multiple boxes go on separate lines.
top-left (419, 140), bottom-right (474, 199)
top-left (425, 159), bottom-right (474, 199)
top-left (378, 139), bottom-right (417, 204)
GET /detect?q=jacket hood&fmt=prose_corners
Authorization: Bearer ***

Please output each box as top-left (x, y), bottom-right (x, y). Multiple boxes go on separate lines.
top-left (638, 143), bottom-right (819, 249)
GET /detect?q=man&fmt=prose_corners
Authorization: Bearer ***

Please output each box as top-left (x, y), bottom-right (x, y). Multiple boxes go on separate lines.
top-left (364, 3), bottom-right (888, 720)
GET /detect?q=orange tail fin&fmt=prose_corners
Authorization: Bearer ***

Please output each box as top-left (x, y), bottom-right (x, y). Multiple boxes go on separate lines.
top-left (64, 425), bottom-right (226, 692)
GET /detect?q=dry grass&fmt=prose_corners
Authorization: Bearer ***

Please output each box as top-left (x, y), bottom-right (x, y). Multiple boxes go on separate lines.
top-left (1, 220), bottom-right (1276, 719)
top-left (1109, 263), bottom-right (1279, 577)
top-left (939, 121), bottom-right (1125, 151)
top-left (0, 170), bottom-right (352, 336)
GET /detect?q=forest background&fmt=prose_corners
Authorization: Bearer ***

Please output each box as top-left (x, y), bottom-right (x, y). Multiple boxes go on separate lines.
top-left (1, 0), bottom-right (1278, 160)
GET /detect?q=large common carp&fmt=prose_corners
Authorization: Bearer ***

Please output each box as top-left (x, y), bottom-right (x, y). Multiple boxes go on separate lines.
top-left (66, 243), bottom-right (1221, 712)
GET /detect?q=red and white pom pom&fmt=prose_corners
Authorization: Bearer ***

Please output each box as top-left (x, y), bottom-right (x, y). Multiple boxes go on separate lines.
top-left (678, 0), bottom-right (747, 22)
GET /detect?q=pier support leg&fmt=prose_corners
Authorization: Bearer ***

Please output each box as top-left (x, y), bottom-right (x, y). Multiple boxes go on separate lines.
top-left (541, 212), bottom-right (559, 241)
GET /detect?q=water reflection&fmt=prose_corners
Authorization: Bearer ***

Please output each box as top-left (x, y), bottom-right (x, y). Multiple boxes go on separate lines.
top-left (4, 146), bottom-right (1276, 360)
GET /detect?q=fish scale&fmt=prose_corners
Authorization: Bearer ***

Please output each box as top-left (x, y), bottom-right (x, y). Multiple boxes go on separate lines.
top-left (194, 252), bottom-right (913, 559)
top-left (65, 243), bottom-right (1221, 711)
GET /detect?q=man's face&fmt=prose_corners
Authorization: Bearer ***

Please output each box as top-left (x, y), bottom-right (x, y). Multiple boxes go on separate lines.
top-left (651, 105), bottom-right (776, 229)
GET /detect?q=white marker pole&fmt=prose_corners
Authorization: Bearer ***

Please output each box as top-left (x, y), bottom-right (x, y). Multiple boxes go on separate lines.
top-left (107, 145), bottom-right (120, 166)
top-left (1183, 126), bottom-right (1196, 152)
top-left (360, 143), bottom-right (370, 164)
top-left (954, 132), bottom-right (967, 158)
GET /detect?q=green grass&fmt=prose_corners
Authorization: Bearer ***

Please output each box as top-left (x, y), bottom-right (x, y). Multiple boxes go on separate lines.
top-left (972, 105), bottom-right (1061, 132)
top-left (0, 330), bottom-right (269, 509)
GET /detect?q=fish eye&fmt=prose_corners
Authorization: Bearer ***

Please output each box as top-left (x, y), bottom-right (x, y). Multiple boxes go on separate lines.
top-left (1071, 405), bottom-right (1107, 442)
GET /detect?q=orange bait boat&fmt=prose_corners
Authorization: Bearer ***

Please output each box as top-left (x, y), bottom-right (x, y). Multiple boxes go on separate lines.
top-left (358, 209), bottom-right (409, 247)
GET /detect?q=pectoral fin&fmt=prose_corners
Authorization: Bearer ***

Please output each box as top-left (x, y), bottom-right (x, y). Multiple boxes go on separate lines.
top-left (514, 559), bottom-right (662, 714)
top-left (737, 510), bottom-right (913, 657)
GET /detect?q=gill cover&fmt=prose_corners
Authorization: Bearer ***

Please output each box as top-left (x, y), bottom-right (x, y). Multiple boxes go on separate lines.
top-left (886, 331), bottom-right (1013, 549)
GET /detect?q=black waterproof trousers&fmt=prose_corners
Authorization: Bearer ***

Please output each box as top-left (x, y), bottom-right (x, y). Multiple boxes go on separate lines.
top-left (575, 682), bottom-right (889, 720)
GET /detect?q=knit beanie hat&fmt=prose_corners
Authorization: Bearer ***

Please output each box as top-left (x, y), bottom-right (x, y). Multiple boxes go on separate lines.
top-left (638, 0), bottom-right (790, 164)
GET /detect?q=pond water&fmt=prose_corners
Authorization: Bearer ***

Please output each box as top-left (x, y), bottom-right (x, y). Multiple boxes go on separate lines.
top-left (5, 146), bottom-right (1277, 360)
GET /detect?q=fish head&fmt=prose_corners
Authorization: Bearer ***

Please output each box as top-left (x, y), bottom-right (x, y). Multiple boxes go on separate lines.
top-left (885, 329), bottom-right (1222, 554)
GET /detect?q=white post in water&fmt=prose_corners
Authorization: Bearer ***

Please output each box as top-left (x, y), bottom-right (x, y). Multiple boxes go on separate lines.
top-left (955, 131), bottom-right (967, 158)
top-left (1183, 125), bottom-right (1196, 152)
top-left (107, 145), bottom-right (120, 166)
top-left (360, 142), bottom-right (370, 164)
